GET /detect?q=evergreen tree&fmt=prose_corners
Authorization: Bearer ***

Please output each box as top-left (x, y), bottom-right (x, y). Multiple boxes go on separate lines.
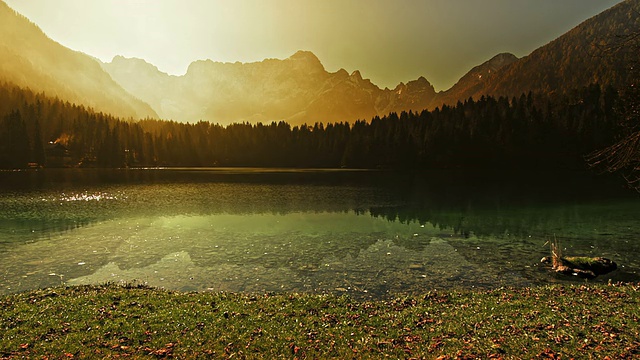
top-left (0, 110), bottom-right (30, 168)
top-left (32, 118), bottom-right (46, 166)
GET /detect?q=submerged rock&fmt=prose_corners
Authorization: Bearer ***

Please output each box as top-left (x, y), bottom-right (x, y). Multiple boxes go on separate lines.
top-left (541, 256), bottom-right (617, 279)
top-left (554, 265), bottom-right (596, 279)
top-left (563, 257), bottom-right (617, 275)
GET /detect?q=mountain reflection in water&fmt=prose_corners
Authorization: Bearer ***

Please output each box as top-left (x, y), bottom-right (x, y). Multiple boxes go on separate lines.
top-left (0, 168), bottom-right (638, 299)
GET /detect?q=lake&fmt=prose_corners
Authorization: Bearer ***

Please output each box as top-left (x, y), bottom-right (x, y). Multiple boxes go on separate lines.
top-left (1, 168), bottom-right (638, 299)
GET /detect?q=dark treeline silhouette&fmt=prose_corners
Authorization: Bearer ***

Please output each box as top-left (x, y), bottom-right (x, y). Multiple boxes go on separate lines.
top-left (0, 81), bottom-right (621, 170)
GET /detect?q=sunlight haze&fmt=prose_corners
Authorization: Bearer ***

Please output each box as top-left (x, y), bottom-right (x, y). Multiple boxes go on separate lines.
top-left (2, 3), bottom-right (640, 355)
top-left (3, 0), bottom-right (624, 90)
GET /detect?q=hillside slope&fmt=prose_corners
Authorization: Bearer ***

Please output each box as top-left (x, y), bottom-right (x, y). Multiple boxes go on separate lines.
top-left (0, 1), bottom-right (157, 119)
top-left (433, 0), bottom-right (640, 108)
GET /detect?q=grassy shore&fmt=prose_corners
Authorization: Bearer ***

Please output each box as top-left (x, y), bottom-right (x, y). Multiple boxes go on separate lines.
top-left (1, 283), bottom-right (639, 359)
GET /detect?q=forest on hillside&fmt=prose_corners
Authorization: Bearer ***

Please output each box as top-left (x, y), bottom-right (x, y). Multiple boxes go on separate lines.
top-left (0, 81), bottom-right (622, 171)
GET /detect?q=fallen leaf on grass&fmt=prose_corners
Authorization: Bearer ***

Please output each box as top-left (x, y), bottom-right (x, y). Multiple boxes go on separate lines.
top-left (145, 343), bottom-right (175, 357)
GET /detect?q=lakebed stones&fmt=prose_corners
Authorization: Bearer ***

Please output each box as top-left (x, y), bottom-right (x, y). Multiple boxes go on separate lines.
top-left (540, 256), bottom-right (617, 279)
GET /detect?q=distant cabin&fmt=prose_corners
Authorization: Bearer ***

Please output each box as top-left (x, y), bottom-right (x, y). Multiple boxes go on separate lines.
top-left (45, 142), bottom-right (72, 167)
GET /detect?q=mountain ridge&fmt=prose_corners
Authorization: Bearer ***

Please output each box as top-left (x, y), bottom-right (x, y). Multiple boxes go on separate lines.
top-left (436, 0), bottom-right (640, 106)
top-left (103, 50), bottom-right (439, 125)
top-left (2, 0), bottom-right (638, 125)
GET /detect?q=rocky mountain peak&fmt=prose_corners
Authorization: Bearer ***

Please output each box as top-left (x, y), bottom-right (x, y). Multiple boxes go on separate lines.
top-left (287, 50), bottom-right (325, 72)
top-left (289, 50), bottom-right (320, 62)
top-left (406, 76), bottom-right (436, 93)
top-left (485, 53), bottom-right (519, 72)
top-left (334, 68), bottom-right (350, 79)
top-left (108, 55), bottom-right (166, 76)
top-left (184, 59), bottom-right (218, 77)
top-left (350, 70), bottom-right (363, 81)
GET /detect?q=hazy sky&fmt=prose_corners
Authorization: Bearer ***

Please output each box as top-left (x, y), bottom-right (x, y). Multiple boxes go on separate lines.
top-left (4, 0), bottom-right (624, 91)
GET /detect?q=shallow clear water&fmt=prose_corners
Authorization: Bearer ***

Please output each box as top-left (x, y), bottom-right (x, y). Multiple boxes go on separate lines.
top-left (0, 168), bottom-right (638, 299)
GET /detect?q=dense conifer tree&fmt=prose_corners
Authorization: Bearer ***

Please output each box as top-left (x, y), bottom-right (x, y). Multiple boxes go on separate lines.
top-left (0, 110), bottom-right (30, 168)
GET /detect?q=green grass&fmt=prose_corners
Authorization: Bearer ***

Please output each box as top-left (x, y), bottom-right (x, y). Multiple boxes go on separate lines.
top-left (1, 283), bottom-right (639, 359)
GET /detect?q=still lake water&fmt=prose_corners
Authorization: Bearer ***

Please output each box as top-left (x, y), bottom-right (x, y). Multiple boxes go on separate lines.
top-left (1, 168), bottom-right (639, 299)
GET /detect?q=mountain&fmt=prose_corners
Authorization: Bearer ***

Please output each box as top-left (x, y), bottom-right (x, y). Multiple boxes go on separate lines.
top-left (434, 0), bottom-right (640, 108)
top-left (4, 0), bottom-right (635, 125)
top-left (433, 53), bottom-right (519, 106)
top-left (103, 51), bottom-right (437, 125)
top-left (0, 1), bottom-right (157, 119)
top-left (105, 0), bottom-right (638, 124)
